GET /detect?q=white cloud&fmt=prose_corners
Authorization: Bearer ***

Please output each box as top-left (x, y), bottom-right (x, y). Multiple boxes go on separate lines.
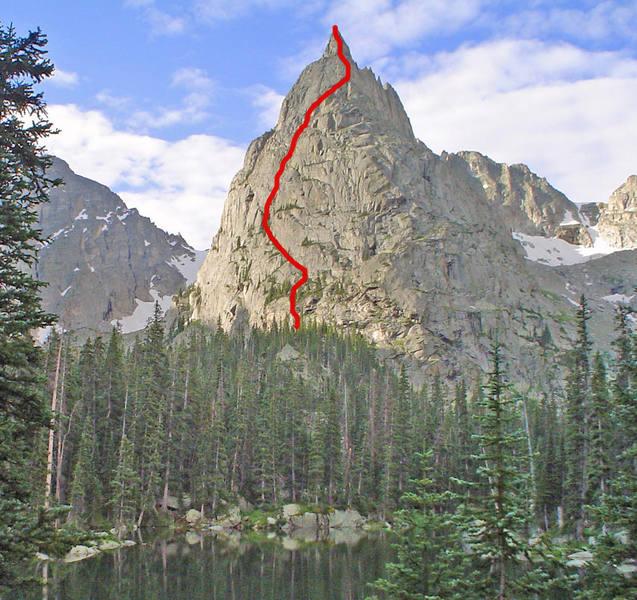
top-left (45, 104), bottom-right (245, 248)
top-left (145, 7), bottom-right (187, 35)
top-left (502, 1), bottom-right (637, 46)
top-left (127, 66), bottom-right (215, 130)
top-left (393, 39), bottom-right (637, 205)
top-left (125, 0), bottom-right (188, 36)
top-left (96, 90), bottom-right (131, 108)
top-left (172, 67), bottom-right (214, 91)
top-left (249, 84), bottom-right (284, 129)
top-left (324, 0), bottom-right (483, 61)
top-left (51, 68), bottom-right (79, 87)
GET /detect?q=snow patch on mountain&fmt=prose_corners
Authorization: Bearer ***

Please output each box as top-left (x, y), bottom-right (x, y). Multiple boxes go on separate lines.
top-left (602, 293), bottom-right (635, 305)
top-left (169, 249), bottom-right (208, 285)
top-left (112, 289), bottom-right (173, 333)
top-left (512, 231), bottom-right (625, 266)
top-left (109, 250), bottom-right (206, 334)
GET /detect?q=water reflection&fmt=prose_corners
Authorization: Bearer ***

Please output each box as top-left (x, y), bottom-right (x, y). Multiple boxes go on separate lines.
top-left (33, 532), bottom-right (392, 600)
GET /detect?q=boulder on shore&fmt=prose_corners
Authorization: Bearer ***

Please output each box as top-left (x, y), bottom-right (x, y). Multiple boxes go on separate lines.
top-left (282, 504), bottom-right (302, 519)
top-left (98, 540), bottom-right (122, 551)
top-left (186, 509), bottom-right (202, 524)
top-left (329, 509), bottom-right (363, 529)
top-left (215, 505), bottom-right (241, 528)
top-left (64, 545), bottom-right (100, 563)
top-left (289, 512), bottom-right (328, 531)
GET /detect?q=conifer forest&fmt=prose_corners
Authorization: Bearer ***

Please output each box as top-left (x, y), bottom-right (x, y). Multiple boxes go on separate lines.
top-left (31, 301), bottom-right (637, 598)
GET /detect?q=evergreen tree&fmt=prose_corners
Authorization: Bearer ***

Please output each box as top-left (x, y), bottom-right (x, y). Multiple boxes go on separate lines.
top-left (393, 365), bottom-right (413, 493)
top-left (564, 295), bottom-right (592, 539)
top-left (453, 380), bottom-right (472, 483)
top-left (0, 23), bottom-right (74, 588)
top-left (308, 402), bottom-right (326, 504)
top-left (535, 393), bottom-right (563, 530)
top-left (322, 386), bottom-right (342, 504)
top-left (610, 305), bottom-right (635, 471)
top-left (110, 432), bottom-right (140, 530)
top-left (252, 366), bottom-right (272, 502)
top-left (588, 352), bottom-right (611, 511)
top-left (137, 303), bottom-right (169, 523)
top-left (369, 449), bottom-right (467, 600)
top-left (380, 374), bottom-right (397, 517)
top-left (69, 409), bottom-right (101, 519)
top-left (99, 325), bottom-right (126, 505)
top-left (576, 306), bottom-right (636, 599)
top-left (207, 356), bottom-right (229, 511)
top-left (190, 364), bottom-right (221, 515)
top-left (458, 341), bottom-right (564, 600)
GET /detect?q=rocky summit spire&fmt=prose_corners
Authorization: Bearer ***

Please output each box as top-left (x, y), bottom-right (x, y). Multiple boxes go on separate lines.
top-left (275, 26), bottom-right (413, 141)
top-left (322, 28), bottom-right (353, 63)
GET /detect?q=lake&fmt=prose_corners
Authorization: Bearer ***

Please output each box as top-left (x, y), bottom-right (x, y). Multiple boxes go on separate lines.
top-left (34, 531), bottom-right (393, 600)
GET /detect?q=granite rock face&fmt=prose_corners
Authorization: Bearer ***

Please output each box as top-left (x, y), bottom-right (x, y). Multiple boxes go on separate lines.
top-left (596, 176), bottom-right (637, 248)
top-left (35, 158), bottom-right (205, 334)
top-left (579, 202), bottom-right (602, 227)
top-left (191, 33), bottom-right (635, 378)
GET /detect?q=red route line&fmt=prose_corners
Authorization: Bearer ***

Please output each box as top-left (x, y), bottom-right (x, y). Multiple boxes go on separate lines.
top-left (262, 24), bottom-right (351, 330)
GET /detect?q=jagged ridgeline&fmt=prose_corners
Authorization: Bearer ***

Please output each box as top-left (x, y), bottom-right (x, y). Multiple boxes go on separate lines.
top-left (190, 33), bottom-right (636, 380)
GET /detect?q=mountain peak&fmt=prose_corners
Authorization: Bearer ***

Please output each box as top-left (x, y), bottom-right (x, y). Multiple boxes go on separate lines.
top-left (37, 158), bottom-right (204, 335)
top-left (192, 25), bottom-right (635, 380)
top-left (322, 28), bottom-right (353, 63)
top-left (274, 27), bottom-right (413, 141)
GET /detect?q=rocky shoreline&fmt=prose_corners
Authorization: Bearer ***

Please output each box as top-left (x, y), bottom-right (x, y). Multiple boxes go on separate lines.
top-left (37, 534), bottom-right (137, 564)
top-left (38, 503), bottom-right (385, 565)
top-left (185, 503), bottom-right (384, 546)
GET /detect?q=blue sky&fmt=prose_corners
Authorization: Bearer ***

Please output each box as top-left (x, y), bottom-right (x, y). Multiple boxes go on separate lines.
top-left (4, 0), bottom-right (636, 248)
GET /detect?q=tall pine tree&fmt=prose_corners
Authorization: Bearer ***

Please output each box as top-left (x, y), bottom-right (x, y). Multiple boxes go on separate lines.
top-left (564, 295), bottom-right (592, 539)
top-left (0, 23), bottom-right (73, 589)
top-left (369, 449), bottom-right (467, 600)
top-left (458, 341), bottom-right (565, 600)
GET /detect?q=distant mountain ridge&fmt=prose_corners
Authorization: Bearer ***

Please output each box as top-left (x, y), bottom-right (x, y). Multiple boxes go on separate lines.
top-left (455, 151), bottom-right (592, 246)
top-left (36, 157), bottom-right (206, 335)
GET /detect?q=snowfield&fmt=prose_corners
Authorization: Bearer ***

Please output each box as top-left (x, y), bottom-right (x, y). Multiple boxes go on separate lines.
top-left (512, 230), bottom-right (630, 266)
top-left (111, 248), bottom-right (207, 334)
